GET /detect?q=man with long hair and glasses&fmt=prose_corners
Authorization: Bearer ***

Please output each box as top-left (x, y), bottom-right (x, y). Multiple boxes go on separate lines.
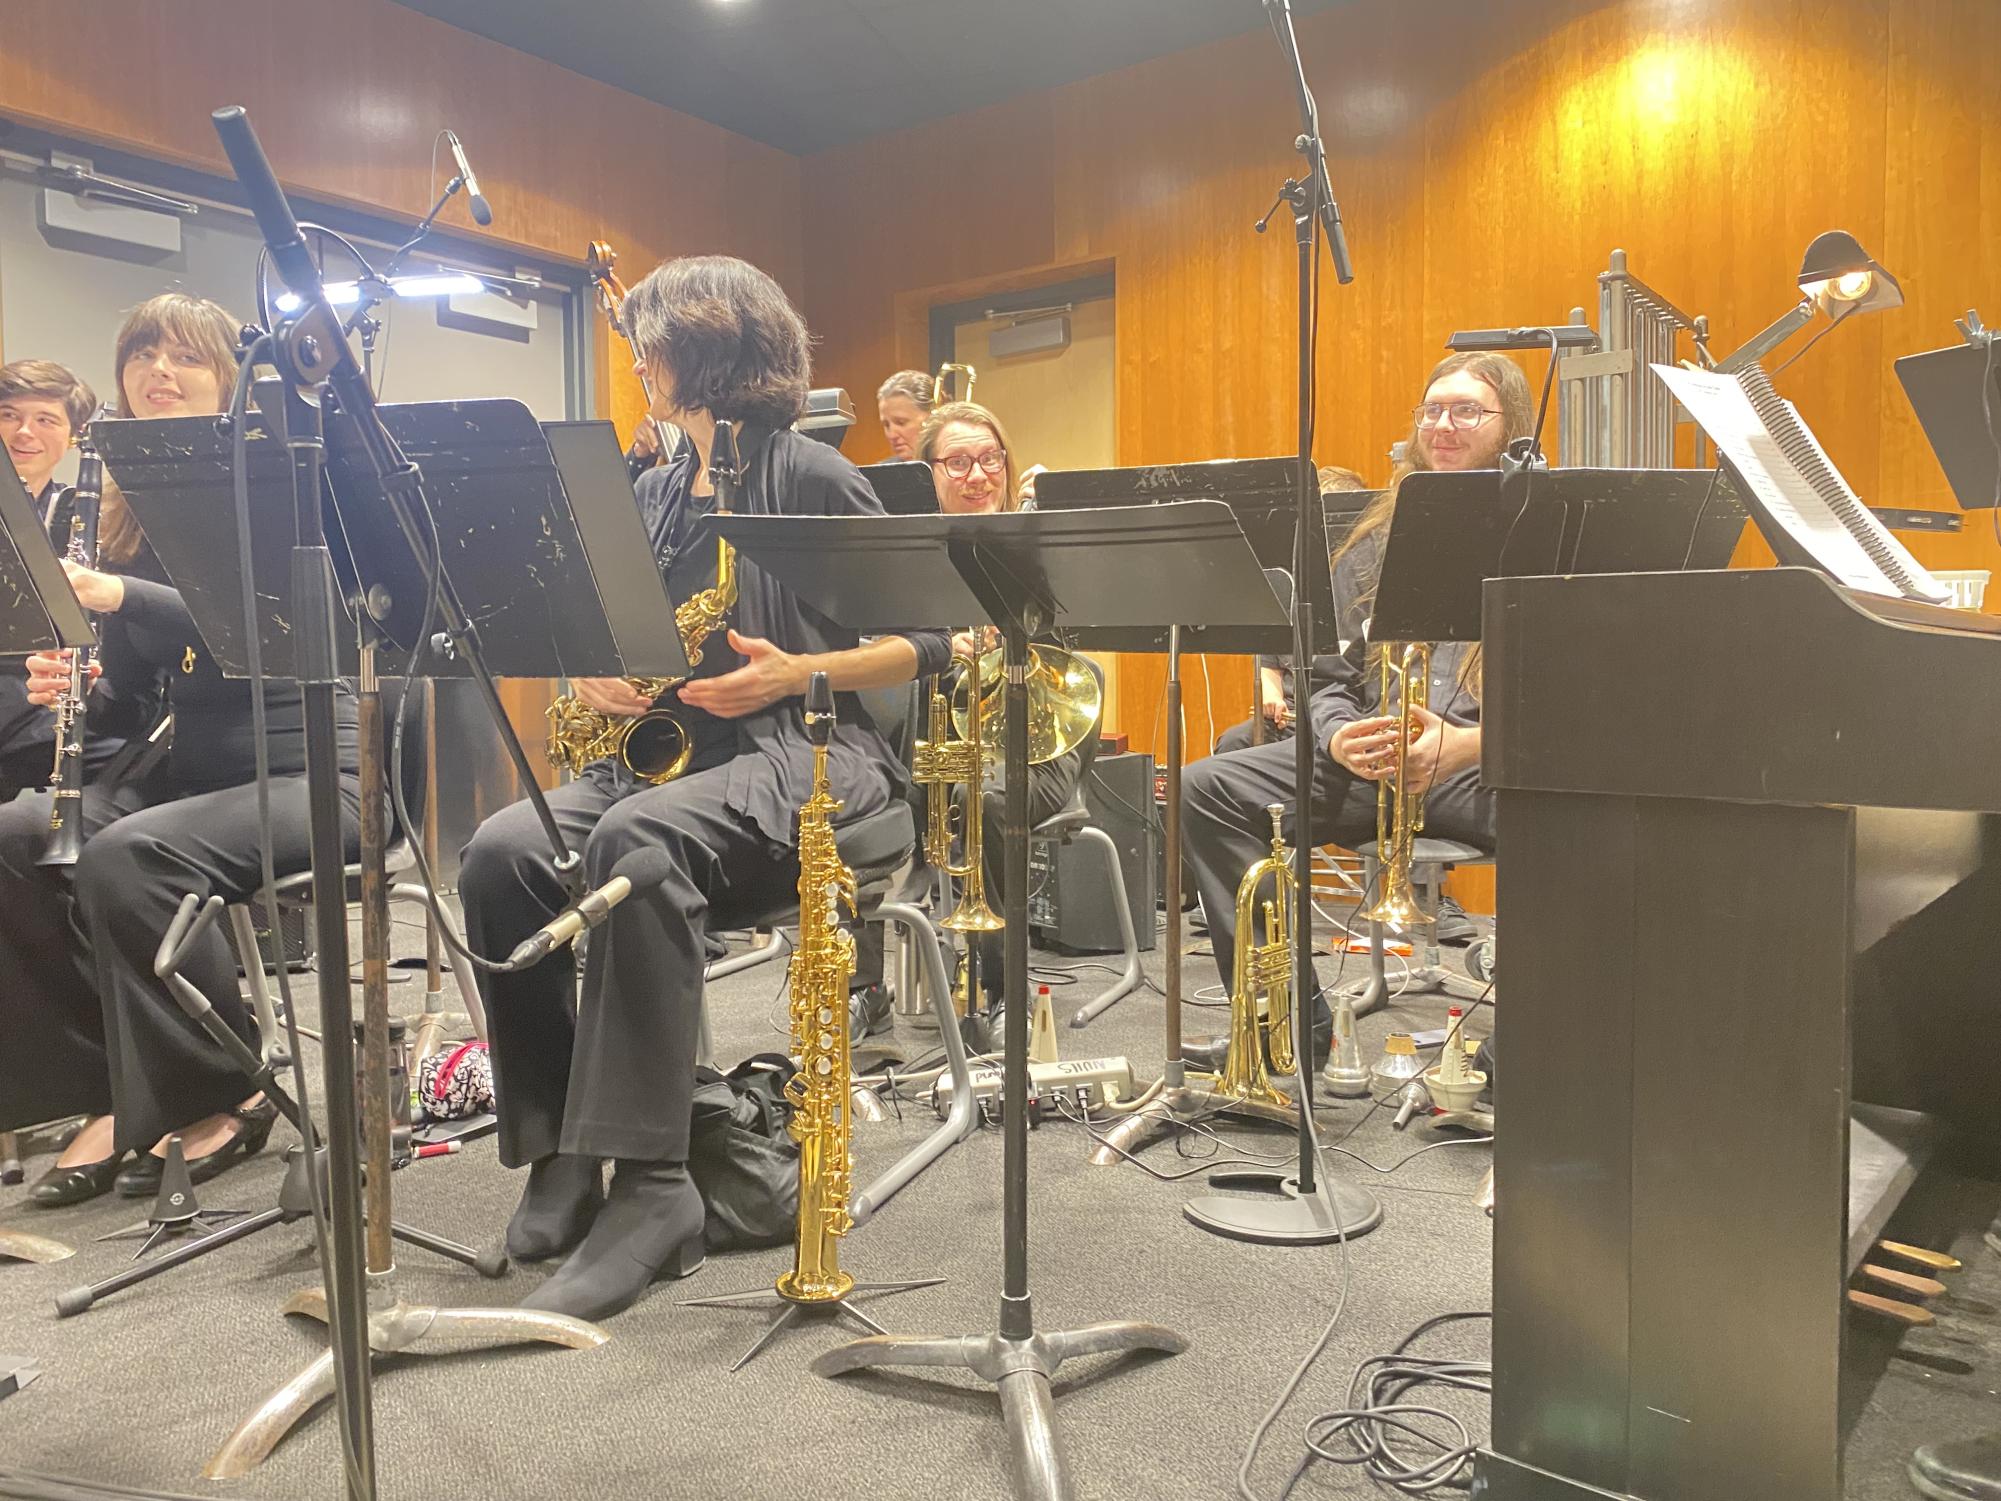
top-left (1179, 351), bottom-right (1531, 1073)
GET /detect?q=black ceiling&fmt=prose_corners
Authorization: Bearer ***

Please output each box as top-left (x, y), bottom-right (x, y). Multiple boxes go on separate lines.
top-left (393, 0), bottom-right (1342, 155)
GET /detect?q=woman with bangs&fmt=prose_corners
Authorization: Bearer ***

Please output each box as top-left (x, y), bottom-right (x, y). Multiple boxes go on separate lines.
top-left (0, 293), bottom-right (362, 1208)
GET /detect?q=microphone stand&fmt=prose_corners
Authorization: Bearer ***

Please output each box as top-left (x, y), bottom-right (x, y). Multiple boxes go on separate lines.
top-left (206, 106), bottom-right (600, 1492)
top-left (1186, 0), bottom-right (1382, 1245)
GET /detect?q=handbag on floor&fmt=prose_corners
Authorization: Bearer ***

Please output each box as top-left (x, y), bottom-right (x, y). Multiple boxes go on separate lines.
top-left (687, 1052), bottom-right (799, 1252)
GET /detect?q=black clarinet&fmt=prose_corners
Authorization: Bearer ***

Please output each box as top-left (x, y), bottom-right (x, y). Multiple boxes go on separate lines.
top-left (38, 433), bottom-right (105, 868)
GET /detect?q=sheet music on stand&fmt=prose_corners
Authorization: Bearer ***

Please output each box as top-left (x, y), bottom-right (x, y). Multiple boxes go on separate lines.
top-left (1658, 362), bottom-right (1949, 604)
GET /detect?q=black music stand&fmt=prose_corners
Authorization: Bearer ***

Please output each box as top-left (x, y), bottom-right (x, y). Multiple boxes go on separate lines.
top-left (1374, 467), bottom-right (1749, 643)
top-left (1896, 333), bottom-right (2001, 510)
top-left (718, 500), bottom-right (1295, 1500)
top-left (95, 403), bottom-right (671, 1480)
top-left (0, 453), bottom-right (92, 1272)
top-left (858, 459), bottom-right (939, 516)
top-left (1034, 465), bottom-right (1358, 1225)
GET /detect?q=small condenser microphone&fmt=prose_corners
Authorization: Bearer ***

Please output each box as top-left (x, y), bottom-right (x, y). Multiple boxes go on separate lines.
top-left (444, 130), bottom-right (493, 226)
top-left (502, 848), bottom-right (672, 970)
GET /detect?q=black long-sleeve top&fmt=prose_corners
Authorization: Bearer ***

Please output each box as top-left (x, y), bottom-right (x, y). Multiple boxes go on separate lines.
top-left (1304, 530), bottom-right (1482, 754)
top-left (89, 555), bottom-right (359, 792)
top-left (632, 423), bottom-right (951, 848)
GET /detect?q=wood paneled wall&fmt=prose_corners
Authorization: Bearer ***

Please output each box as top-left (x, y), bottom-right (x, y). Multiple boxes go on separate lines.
top-left (802, 0), bottom-right (2001, 766)
top-left (0, 0), bottom-right (804, 779)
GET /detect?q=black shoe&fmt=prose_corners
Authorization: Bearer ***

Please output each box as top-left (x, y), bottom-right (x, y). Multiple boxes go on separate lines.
top-left (848, 982), bottom-right (893, 1041)
top-left (506, 1153), bottom-right (605, 1262)
top-left (521, 1159), bottom-right (706, 1323)
top-left (29, 1150), bottom-right (128, 1208)
top-left (1434, 897), bottom-right (1477, 946)
top-left (184, 1100), bottom-right (280, 1187)
top-left (1910, 1431), bottom-right (2001, 1501)
top-left (1182, 993), bottom-right (1333, 1076)
top-left (114, 1151), bottom-right (165, 1200)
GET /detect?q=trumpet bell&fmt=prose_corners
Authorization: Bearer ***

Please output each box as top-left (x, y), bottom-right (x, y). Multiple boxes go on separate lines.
top-left (1359, 877), bottom-right (1433, 934)
top-left (952, 646), bottom-right (1103, 765)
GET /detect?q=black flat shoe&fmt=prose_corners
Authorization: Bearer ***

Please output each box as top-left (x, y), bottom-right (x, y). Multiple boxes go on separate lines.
top-left (114, 1151), bottom-right (165, 1199)
top-left (1182, 993), bottom-right (1332, 1077)
top-left (30, 1151), bottom-right (128, 1208)
top-left (184, 1099), bottom-right (280, 1187)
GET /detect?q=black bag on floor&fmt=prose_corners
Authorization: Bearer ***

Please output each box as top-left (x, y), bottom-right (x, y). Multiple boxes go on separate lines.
top-left (687, 1052), bottom-right (799, 1252)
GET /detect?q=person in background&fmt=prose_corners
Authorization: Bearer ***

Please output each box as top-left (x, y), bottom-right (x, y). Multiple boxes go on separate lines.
top-left (0, 360), bottom-right (105, 801)
top-left (876, 370), bottom-right (936, 461)
top-left (1211, 464), bottom-right (1367, 757)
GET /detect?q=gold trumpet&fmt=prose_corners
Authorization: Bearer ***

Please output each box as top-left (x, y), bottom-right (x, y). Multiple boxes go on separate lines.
top-left (1359, 642), bottom-right (1435, 933)
top-left (1205, 805), bottom-right (1296, 1105)
top-left (545, 421), bottom-right (741, 783)
top-left (911, 636), bottom-right (1102, 934)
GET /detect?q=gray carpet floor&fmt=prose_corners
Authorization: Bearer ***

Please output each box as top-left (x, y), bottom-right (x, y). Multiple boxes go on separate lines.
top-left (2, 905), bottom-right (1995, 1500)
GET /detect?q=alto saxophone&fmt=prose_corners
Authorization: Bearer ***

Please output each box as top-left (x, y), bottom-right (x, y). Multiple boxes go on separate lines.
top-left (777, 671), bottom-right (859, 1305)
top-left (545, 420), bottom-right (741, 783)
top-left (40, 429), bottom-right (106, 868)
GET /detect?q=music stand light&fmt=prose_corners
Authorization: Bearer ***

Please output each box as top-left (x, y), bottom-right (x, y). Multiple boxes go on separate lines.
top-left (1715, 229), bottom-right (1903, 373)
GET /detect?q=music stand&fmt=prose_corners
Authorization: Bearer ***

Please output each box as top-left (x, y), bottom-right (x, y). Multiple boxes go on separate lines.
top-left (716, 500), bottom-right (1306, 1498)
top-left (95, 403), bottom-right (672, 1479)
top-left (1896, 335), bottom-right (2001, 510)
top-left (858, 459), bottom-right (940, 516)
top-left (0, 450), bottom-right (90, 1271)
top-left (1033, 465), bottom-right (1352, 1190)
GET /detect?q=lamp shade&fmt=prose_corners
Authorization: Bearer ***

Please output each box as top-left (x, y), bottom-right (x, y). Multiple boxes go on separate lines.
top-left (1796, 230), bottom-right (1903, 314)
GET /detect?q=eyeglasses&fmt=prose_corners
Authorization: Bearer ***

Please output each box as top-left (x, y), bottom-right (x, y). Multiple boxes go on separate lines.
top-left (933, 448), bottom-right (1007, 479)
top-left (1413, 401), bottom-right (1501, 431)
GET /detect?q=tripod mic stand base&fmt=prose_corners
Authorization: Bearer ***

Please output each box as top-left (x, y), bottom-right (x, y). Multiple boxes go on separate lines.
top-left (205, 1283), bottom-right (608, 1479)
top-left (0, 1231), bottom-right (73, 1265)
top-left (681, 1276), bottom-right (945, 1372)
top-left (814, 1319), bottom-right (1188, 1501)
top-left (1086, 1083), bottom-right (1296, 1166)
top-left (1184, 1168), bottom-right (1382, 1245)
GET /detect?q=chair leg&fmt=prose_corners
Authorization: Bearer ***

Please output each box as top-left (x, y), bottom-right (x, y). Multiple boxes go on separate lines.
top-left (1067, 828), bottom-right (1143, 1029)
top-left (703, 928), bottom-right (792, 982)
top-left (848, 899), bottom-right (977, 1227)
top-left (389, 885), bottom-right (488, 1045)
top-left (227, 905), bottom-right (285, 1061)
top-left (1337, 854), bottom-right (1393, 1019)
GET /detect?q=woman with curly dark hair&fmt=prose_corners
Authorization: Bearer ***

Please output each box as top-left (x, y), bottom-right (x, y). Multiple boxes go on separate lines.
top-left (458, 255), bottom-right (950, 1323)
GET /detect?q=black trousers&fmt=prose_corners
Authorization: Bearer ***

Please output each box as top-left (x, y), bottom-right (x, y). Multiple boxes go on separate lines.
top-left (0, 770), bottom-right (361, 1147)
top-left (1182, 736), bottom-right (1495, 992)
top-left (459, 759), bottom-right (802, 1170)
top-left (1213, 715), bottom-right (1295, 757)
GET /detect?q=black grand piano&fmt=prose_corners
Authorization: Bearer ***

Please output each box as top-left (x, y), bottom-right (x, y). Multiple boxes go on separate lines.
top-left (1476, 565), bottom-right (2001, 1501)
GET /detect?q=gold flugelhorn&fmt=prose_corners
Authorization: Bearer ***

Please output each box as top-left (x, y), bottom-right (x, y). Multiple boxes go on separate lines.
top-left (1358, 642), bottom-right (1435, 933)
top-left (545, 421), bottom-right (741, 783)
top-left (1202, 805), bottom-right (1296, 1105)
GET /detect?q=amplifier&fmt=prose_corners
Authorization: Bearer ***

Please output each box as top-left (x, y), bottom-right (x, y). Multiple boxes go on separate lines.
top-left (241, 899), bottom-right (314, 973)
top-left (1027, 750), bottom-right (1157, 954)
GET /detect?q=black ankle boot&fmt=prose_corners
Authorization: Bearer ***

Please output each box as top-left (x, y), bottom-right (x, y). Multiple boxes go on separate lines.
top-left (505, 1154), bottom-right (605, 1262)
top-left (520, 1159), bottom-right (705, 1323)
top-left (1182, 992), bottom-right (1333, 1076)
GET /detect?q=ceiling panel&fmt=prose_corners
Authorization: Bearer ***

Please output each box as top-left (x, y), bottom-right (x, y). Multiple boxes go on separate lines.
top-left (393, 0), bottom-right (1345, 153)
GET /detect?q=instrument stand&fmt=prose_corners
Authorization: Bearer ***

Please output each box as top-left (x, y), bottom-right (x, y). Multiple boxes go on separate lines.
top-left (682, 1277), bottom-right (945, 1374)
top-left (718, 502), bottom-right (1283, 1500)
top-left (94, 1136), bottom-right (249, 1258)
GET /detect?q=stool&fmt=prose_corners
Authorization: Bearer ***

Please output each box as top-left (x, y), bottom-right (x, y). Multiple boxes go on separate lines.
top-left (1339, 837), bottom-right (1493, 1019)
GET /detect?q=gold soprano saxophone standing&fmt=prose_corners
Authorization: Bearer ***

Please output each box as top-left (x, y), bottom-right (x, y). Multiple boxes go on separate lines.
top-left (545, 420), bottom-right (741, 783)
top-left (40, 428), bottom-right (106, 867)
top-left (778, 671), bottom-right (861, 1303)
